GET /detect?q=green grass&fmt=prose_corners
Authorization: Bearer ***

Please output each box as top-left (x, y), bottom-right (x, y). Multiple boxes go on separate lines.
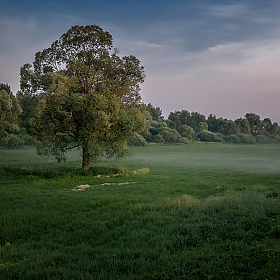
top-left (0, 143), bottom-right (280, 279)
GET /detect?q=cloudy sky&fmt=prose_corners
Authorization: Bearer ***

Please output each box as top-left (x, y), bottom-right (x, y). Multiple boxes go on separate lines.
top-left (1, 0), bottom-right (280, 122)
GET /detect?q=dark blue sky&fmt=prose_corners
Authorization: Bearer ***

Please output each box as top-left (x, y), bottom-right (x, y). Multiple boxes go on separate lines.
top-left (1, 0), bottom-right (280, 121)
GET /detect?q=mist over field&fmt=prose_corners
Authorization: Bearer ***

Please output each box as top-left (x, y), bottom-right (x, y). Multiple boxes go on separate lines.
top-left (122, 144), bottom-right (280, 174)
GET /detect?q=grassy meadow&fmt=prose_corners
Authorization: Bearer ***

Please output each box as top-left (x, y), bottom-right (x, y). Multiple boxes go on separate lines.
top-left (0, 143), bottom-right (280, 279)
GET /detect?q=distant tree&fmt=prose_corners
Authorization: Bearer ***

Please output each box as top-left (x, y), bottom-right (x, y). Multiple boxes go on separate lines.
top-left (188, 112), bottom-right (206, 133)
top-left (16, 91), bottom-right (39, 134)
top-left (245, 113), bottom-right (264, 136)
top-left (166, 119), bottom-right (176, 129)
top-left (263, 118), bottom-right (272, 135)
top-left (219, 120), bottom-right (239, 135)
top-left (179, 110), bottom-right (191, 125)
top-left (207, 114), bottom-right (223, 133)
top-left (235, 118), bottom-right (250, 134)
top-left (168, 110), bottom-right (205, 132)
top-left (262, 118), bottom-right (279, 135)
top-left (0, 83), bottom-right (13, 95)
top-left (0, 85), bottom-right (22, 136)
top-left (168, 111), bottom-right (181, 129)
top-left (24, 25), bottom-right (146, 169)
top-left (146, 103), bottom-right (164, 122)
top-left (270, 122), bottom-right (279, 135)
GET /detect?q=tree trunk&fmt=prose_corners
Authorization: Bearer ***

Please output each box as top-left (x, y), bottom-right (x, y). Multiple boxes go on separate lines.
top-left (82, 144), bottom-right (90, 170)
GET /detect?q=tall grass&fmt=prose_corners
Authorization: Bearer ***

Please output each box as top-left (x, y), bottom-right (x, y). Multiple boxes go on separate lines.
top-left (0, 144), bottom-right (280, 279)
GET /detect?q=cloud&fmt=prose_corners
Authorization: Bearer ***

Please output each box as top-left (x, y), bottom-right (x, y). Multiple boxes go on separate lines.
top-left (137, 37), bottom-right (280, 121)
top-left (0, 15), bottom-right (82, 93)
top-left (1, 0), bottom-right (279, 122)
top-left (204, 3), bottom-right (249, 18)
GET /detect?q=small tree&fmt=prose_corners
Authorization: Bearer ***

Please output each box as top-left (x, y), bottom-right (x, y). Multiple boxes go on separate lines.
top-left (0, 85), bottom-right (22, 136)
top-left (25, 25), bottom-right (146, 169)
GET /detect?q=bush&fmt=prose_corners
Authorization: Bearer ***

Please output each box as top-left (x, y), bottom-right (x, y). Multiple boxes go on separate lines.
top-left (225, 134), bottom-right (241, 144)
top-left (158, 128), bottom-right (182, 143)
top-left (214, 132), bottom-right (225, 140)
top-left (0, 129), bottom-right (9, 139)
top-left (255, 135), bottom-right (280, 144)
top-left (21, 133), bottom-right (36, 146)
top-left (178, 125), bottom-right (195, 140)
top-left (129, 133), bottom-right (147, 146)
top-left (166, 119), bottom-right (176, 130)
top-left (144, 134), bottom-right (155, 143)
top-left (180, 137), bottom-right (191, 144)
top-left (236, 133), bottom-right (256, 144)
top-left (196, 131), bottom-right (223, 142)
top-left (149, 127), bottom-right (159, 136)
top-left (255, 135), bottom-right (272, 144)
top-left (154, 134), bottom-right (164, 143)
top-left (150, 120), bottom-right (160, 129)
top-left (267, 135), bottom-right (280, 143)
top-left (0, 134), bottom-right (25, 149)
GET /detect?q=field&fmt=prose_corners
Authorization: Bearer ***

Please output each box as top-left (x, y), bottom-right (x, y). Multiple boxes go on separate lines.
top-left (0, 143), bottom-right (280, 279)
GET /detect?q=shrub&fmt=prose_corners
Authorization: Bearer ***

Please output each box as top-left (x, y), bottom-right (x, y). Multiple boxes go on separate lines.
top-left (199, 122), bottom-right (208, 131)
top-left (149, 127), bottom-right (159, 136)
top-left (154, 134), bottom-right (164, 143)
top-left (267, 135), bottom-right (280, 143)
top-left (225, 134), bottom-right (241, 144)
top-left (214, 132), bottom-right (225, 140)
top-left (196, 131), bottom-right (223, 142)
top-left (178, 125), bottom-right (195, 140)
top-left (158, 128), bottom-right (182, 143)
top-left (0, 130), bottom-right (9, 139)
top-left (150, 120), bottom-right (160, 129)
top-left (129, 133), bottom-right (147, 146)
top-left (166, 119), bottom-right (176, 130)
top-left (255, 135), bottom-right (272, 144)
top-left (144, 134), bottom-right (155, 143)
top-left (180, 137), bottom-right (191, 144)
top-left (21, 133), bottom-right (36, 146)
top-left (236, 133), bottom-right (256, 144)
top-left (0, 134), bottom-right (24, 149)
top-left (255, 135), bottom-right (280, 144)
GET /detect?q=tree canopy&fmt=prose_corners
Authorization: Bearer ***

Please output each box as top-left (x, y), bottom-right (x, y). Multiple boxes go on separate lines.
top-left (22, 25), bottom-right (146, 169)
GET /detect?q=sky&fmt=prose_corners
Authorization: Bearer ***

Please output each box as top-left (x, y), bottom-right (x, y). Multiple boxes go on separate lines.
top-left (1, 0), bottom-right (280, 122)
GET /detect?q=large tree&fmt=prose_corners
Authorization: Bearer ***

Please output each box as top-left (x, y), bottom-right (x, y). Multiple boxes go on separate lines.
top-left (22, 25), bottom-right (146, 169)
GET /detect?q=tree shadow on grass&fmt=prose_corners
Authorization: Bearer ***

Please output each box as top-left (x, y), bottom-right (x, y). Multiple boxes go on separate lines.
top-left (0, 164), bottom-right (126, 179)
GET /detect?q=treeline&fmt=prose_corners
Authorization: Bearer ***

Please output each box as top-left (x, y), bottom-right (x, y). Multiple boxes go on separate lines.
top-left (0, 83), bottom-right (36, 148)
top-left (1, 82), bottom-right (279, 149)
top-left (132, 103), bottom-right (280, 145)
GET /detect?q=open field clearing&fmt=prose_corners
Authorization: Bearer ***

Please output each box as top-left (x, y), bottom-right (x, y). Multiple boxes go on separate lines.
top-left (0, 144), bottom-right (280, 279)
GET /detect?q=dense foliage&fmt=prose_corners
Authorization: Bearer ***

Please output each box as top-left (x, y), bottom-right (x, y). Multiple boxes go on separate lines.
top-left (134, 103), bottom-right (280, 145)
